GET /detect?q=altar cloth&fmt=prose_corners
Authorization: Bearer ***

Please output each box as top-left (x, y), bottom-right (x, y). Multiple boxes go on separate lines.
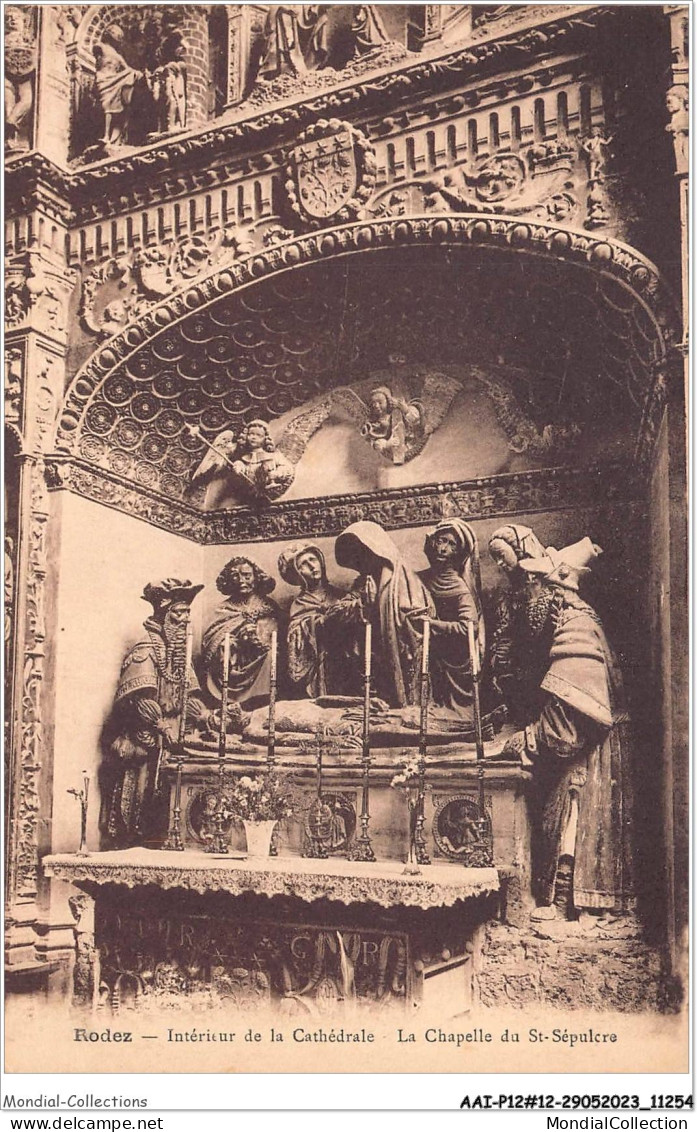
top-left (43, 850), bottom-right (500, 911)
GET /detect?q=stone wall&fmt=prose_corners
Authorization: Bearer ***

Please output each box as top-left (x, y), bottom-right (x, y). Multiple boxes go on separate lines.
top-left (476, 920), bottom-right (665, 1013)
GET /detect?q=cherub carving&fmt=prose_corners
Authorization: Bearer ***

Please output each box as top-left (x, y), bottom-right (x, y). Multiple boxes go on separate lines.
top-left (189, 419), bottom-right (295, 502)
top-left (189, 374), bottom-right (461, 502)
top-left (282, 375), bottom-right (460, 466)
top-left (579, 127), bottom-right (613, 182)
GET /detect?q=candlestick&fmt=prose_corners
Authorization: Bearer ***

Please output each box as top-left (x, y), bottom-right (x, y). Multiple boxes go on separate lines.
top-left (467, 620), bottom-right (479, 678)
top-left (415, 616), bottom-right (431, 865)
top-left (165, 622), bottom-right (191, 852)
top-left (207, 630), bottom-right (231, 855)
top-left (468, 619), bottom-right (493, 866)
top-left (267, 629), bottom-right (277, 771)
top-left (421, 616), bottom-right (430, 675)
top-left (349, 619), bottom-right (376, 862)
top-left (364, 620), bottom-right (372, 678)
top-left (67, 772), bottom-right (90, 857)
top-left (177, 623), bottom-right (193, 745)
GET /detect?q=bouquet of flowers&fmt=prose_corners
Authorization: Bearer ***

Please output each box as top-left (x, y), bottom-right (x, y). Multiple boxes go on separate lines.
top-left (225, 771), bottom-right (294, 822)
top-left (390, 757), bottom-right (423, 797)
top-left (390, 757), bottom-right (430, 870)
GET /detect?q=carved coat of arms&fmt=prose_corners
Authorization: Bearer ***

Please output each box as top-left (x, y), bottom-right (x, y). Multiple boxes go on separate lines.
top-left (285, 119), bottom-right (377, 228)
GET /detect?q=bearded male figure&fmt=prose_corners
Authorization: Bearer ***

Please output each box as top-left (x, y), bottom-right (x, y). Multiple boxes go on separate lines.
top-left (488, 523), bottom-right (549, 724)
top-left (105, 579), bottom-right (206, 847)
top-left (202, 557), bottom-right (281, 710)
top-left (496, 539), bottom-right (633, 921)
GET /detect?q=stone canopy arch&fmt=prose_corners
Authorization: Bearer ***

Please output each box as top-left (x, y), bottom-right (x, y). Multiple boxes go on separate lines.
top-left (55, 214), bottom-right (680, 513)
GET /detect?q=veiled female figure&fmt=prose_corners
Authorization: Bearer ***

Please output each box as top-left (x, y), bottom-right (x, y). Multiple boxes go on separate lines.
top-left (278, 542), bottom-right (359, 698)
top-left (334, 521), bottom-right (434, 707)
top-left (202, 558), bottom-right (281, 710)
top-left (418, 519), bottom-right (485, 712)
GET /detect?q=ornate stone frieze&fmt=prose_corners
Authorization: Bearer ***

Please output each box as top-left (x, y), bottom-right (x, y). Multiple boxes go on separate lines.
top-left (422, 141), bottom-right (580, 221)
top-left (79, 227), bottom-right (255, 341)
top-left (45, 458), bottom-right (208, 544)
top-left (46, 456), bottom-right (641, 545)
top-left (5, 7), bottom-right (620, 226)
top-left (5, 253), bottom-right (76, 343)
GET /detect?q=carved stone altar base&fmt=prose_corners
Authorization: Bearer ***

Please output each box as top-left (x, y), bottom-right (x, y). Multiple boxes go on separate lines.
top-left (44, 850), bottom-right (500, 1016)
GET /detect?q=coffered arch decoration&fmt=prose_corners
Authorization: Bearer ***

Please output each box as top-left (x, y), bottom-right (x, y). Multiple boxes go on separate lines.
top-left (55, 215), bottom-right (679, 526)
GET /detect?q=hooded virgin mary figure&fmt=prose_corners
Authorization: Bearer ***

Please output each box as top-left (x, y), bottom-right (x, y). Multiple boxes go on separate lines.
top-left (417, 518), bottom-right (486, 713)
top-left (334, 521), bottom-right (435, 707)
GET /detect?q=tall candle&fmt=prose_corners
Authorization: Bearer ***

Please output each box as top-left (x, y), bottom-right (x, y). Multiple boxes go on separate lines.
top-left (185, 623), bottom-right (193, 673)
top-left (270, 629), bottom-right (277, 681)
top-left (467, 620), bottom-right (479, 678)
top-left (364, 620), bottom-right (372, 678)
top-left (421, 616), bottom-right (430, 675)
top-left (222, 631), bottom-right (231, 681)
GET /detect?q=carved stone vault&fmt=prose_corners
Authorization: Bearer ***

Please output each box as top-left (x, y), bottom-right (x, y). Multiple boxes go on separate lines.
top-left (54, 216), bottom-right (676, 540)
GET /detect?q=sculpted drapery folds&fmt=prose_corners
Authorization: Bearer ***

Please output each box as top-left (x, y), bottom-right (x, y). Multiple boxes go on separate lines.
top-left (105, 579), bottom-right (205, 848)
top-left (417, 519), bottom-right (485, 713)
top-left (497, 539), bottom-right (634, 919)
top-left (93, 24), bottom-right (141, 147)
top-left (488, 523), bottom-right (548, 724)
top-left (278, 542), bottom-right (360, 699)
top-left (202, 557), bottom-right (281, 710)
top-left (259, 5), bottom-right (330, 79)
top-left (334, 521), bottom-right (434, 708)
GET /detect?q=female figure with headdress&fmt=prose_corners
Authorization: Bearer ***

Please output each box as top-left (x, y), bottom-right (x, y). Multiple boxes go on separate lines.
top-left (488, 523), bottom-right (549, 723)
top-left (334, 521), bottom-right (434, 707)
top-left (418, 518), bottom-right (485, 713)
top-left (278, 542), bottom-right (360, 698)
top-left (202, 557), bottom-right (281, 710)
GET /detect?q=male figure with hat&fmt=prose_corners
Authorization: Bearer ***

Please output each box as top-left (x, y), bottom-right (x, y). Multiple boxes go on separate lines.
top-left (494, 538), bottom-right (633, 922)
top-left (105, 578), bottom-right (207, 847)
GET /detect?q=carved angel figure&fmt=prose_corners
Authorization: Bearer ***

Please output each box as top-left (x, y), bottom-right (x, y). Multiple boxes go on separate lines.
top-left (190, 419), bottom-right (295, 502)
top-left (190, 375), bottom-right (460, 502)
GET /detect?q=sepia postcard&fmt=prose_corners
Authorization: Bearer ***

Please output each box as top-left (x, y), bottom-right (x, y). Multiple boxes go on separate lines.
top-left (3, 1), bottom-right (690, 1081)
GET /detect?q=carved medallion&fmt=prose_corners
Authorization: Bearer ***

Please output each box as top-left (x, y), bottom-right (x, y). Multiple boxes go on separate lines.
top-left (432, 793), bottom-right (493, 867)
top-left (302, 791), bottom-right (357, 859)
top-left (285, 119), bottom-right (377, 228)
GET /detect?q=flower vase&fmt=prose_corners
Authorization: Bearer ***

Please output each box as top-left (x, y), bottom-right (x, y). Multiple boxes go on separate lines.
top-left (403, 796), bottom-right (421, 875)
top-left (243, 819), bottom-right (277, 859)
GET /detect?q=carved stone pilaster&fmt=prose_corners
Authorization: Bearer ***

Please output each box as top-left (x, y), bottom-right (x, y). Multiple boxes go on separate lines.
top-left (224, 5), bottom-right (267, 108)
top-left (68, 892), bottom-right (99, 1007)
top-left (5, 243), bottom-right (71, 956)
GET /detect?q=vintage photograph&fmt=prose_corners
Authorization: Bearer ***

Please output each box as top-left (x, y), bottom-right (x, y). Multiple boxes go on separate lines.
top-left (4, 2), bottom-right (689, 1075)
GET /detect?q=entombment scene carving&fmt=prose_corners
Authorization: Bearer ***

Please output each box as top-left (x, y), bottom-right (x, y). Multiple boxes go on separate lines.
top-left (5, 3), bottom-right (687, 1067)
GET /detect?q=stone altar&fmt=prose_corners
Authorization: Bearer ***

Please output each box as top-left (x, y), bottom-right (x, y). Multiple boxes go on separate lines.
top-left (44, 850), bottom-right (500, 1016)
